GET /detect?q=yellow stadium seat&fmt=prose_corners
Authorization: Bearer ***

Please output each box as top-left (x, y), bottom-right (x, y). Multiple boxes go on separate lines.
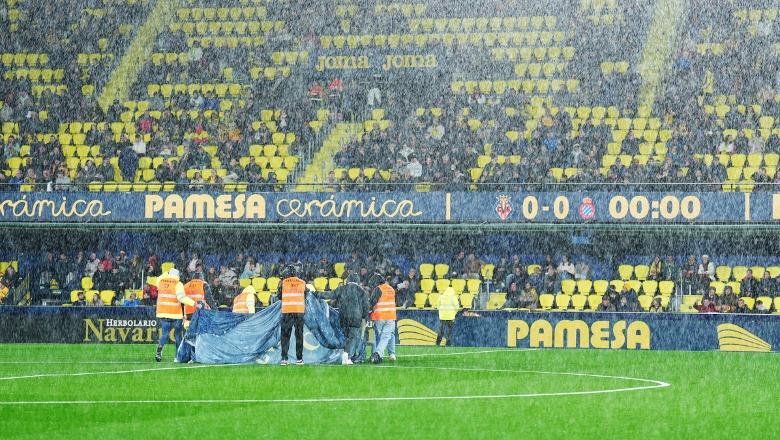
top-left (638, 295), bottom-right (652, 311)
top-left (420, 279), bottom-right (435, 294)
top-left (561, 279), bottom-right (576, 295)
top-left (414, 293), bottom-right (428, 308)
top-left (658, 281), bottom-right (675, 296)
top-left (555, 294), bottom-right (571, 310)
top-left (571, 294), bottom-right (587, 310)
top-left (634, 265), bottom-right (650, 280)
top-left (539, 294), bottom-right (554, 310)
top-left (732, 266), bottom-right (748, 281)
top-left (487, 293), bottom-right (507, 310)
top-left (587, 295), bottom-right (602, 310)
top-left (618, 264), bottom-right (633, 280)
top-left (418, 263), bottom-right (434, 280)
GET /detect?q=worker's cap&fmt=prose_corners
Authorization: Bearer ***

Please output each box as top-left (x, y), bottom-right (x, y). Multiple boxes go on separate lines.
top-left (168, 268), bottom-right (180, 278)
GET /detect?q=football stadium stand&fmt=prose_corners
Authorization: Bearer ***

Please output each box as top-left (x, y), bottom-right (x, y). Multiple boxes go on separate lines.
top-left (1, 0), bottom-right (779, 192)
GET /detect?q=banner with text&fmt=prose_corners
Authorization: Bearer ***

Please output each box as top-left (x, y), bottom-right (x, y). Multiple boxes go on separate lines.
top-left (0, 191), bottom-right (778, 224)
top-left (1, 306), bottom-right (779, 352)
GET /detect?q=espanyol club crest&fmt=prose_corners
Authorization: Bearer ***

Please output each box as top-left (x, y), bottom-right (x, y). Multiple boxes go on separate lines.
top-left (496, 195), bottom-right (512, 220)
top-left (578, 197), bottom-right (596, 220)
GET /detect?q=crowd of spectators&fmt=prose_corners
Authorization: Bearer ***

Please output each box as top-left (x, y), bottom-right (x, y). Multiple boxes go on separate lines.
top-left (2, 0), bottom-right (780, 193)
top-left (1, 247), bottom-right (777, 314)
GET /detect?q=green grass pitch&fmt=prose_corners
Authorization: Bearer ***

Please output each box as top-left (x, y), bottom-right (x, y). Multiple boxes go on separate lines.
top-left (0, 344), bottom-right (778, 439)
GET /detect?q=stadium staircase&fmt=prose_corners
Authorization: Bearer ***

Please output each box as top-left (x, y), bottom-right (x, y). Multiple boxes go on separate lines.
top-left (294, 121), bottom-right (363, 192)
top-left (98, 0), bottom-right (183, 112)
top-left (637, 0), bottom-right (689, 109)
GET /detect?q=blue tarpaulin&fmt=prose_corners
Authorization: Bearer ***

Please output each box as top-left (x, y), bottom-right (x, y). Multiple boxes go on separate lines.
top-left (177, 294), bottom-right (346, 364)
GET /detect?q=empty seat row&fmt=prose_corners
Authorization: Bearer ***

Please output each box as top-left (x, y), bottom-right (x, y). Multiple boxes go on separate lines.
top-left (170, 20), bottom-right (283, 35)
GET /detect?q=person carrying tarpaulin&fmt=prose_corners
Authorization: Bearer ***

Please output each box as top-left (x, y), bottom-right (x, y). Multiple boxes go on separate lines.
top-left (183, 274), bottom-right (217, 321)
top-left (320, 272), bottom-right (370, 365)
top-left (369, 272), bottom-right (397, 364)
top-left (156, 269), bottom-right (202, 362)
top-left (276, 264), bottom-right (307, 365)
top-left (232, 285), bottom-right (257, 314)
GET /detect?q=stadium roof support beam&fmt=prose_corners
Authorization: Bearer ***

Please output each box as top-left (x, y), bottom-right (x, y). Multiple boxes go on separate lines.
top-left (637, 0), bottom-right (690, 109)
top-left (98, 0), bottom-right (182, 112)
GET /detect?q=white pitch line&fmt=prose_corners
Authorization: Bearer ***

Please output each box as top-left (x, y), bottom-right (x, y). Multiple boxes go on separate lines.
top-left (401, 348), bottom-right (538, 357)
top-left (0, 361), bottom-right (150, 364)
top-left (0, 363), bottom-right (237, 381)
top-left (0, 354), bottom-right (670, 404)
top-left (0, 348), bottom-right (533, 364)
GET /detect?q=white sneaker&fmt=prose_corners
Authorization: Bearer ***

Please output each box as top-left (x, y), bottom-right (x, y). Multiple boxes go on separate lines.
top-left (389, 354), bottom-right (397, 362)
top-left (341, 352), bottom-right (353, 365)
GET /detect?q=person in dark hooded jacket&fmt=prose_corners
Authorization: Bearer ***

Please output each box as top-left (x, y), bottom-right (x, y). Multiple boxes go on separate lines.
top-left (323, 273), bottom-right (370, 364)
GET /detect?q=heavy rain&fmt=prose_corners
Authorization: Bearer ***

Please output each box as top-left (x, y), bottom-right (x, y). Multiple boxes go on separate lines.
top-left (0, 0), bottom-right (779, 438)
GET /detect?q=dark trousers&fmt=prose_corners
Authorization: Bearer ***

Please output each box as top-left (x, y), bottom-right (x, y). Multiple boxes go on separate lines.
top-left (281, 313), bottom-right (304, 361)
top-left (436, 319), bottom-right (455, 346)
top-left (159, 318), bottom-right (183, 350)
top-left (343, 324), bottom-right (362, 361)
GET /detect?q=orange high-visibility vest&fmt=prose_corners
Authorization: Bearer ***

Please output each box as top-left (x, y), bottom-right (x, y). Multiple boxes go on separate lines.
top-left (370, 283), bottom-right (396, 321)
top-left (183, 279), bottom-right (206, 315)
top-left (281, 276), bottom-right (305, 314)
top-left (233, 290), bottom-right (251, 313)
top-left (156, 276), bottom-right (183, 319)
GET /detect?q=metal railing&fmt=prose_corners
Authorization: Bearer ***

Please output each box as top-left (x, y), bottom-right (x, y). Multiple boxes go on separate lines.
top-left (1, 181), bottom-right (778, 192)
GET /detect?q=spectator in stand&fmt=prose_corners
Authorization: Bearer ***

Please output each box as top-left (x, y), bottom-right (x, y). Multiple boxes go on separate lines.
top-left (698, 255), bottom-right (715, 287)
top-left (344, 251), bottom-right (364, 275)
top-left (89, 293), bottom-right (103, 307)
top-left (118, 144), bottom-right (139, 182)
top-left (187, 253), bottom-right (201, 277)
top-left (53, 253), bottom-right (71, 292)
top-left (734, 298), bottom-right (750, 314)
top-left (217, 265), bottom-right (238, 304)
top-left (517, 282), bottom-right (539, 309)
top-left (316, 257), bottom-right (335, 278)
top-left (405, 155), bottom-right (423, 180)
top-left (758, 271), bottom-right (776, 297)
top-left (72, 291), bottom-right (87, 306)
top-left (241, 257), bottom-right (262, 279)
top-left (719, 285), bottom-right (738, 313)
top-left (694, 297), bottom-right (717, 313)
top-left (449, 251), bottom-right (465, 278)
top-left (463, 253), bottom-right (482, 279)
top-left (2, 265), bottom-right (19, 290)
top-left (504, 266), bottom-right (526, 294)
top-left (493, 257), bottom-right (510, 290)
top-left (504, 281), bottom-right (522, 309)
top-left (620, 283), bottom-right (639, 309)
top-left (542, 265), bottom-right (558, 294)
top-left (702, 286), bottom-right (718, 304)
top-left (680, 255), bottom-right (698, 293)
top-left (557, 256), bottom-right (575, 280)
top-left (648, 256), bottom-right (664, 281)
top-left (0, 280), bottom-right (8, 304)
top-left (574, 261), bottom-right (590, 280)
top-left (93, 265), bottom-right (110, 291)
top-left (617, 296), bottom-right (639, 312)
top-left (396, 267), bottom-right (420, 308)
top-left (754, 299), bottom-right (770, 314)
top-left (740, 269), bottom-right (758, 298)
top-left (649, 297), bottom-right (663, 312)
top-left (597, 296), bottom-right (616, 312)
top-left (145, 255), bottom-right (161, 277)
top-left (528, 266), bottom-right (544, 293)
top-left (123, 291), bottom-right (140, 307)
top-left (100, 251), bottom-right (115, 272)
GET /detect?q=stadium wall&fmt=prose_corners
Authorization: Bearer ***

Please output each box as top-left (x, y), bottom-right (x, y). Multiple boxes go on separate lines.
top-left (0, 307), bottom-right (775, 352)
